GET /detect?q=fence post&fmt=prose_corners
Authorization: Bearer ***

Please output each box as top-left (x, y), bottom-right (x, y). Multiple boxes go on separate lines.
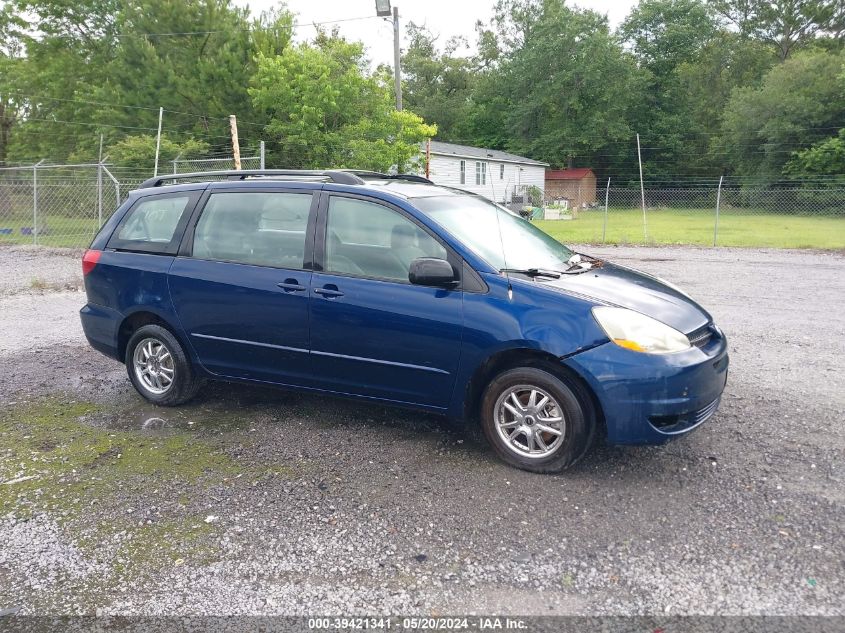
top-left (97, 162), bottom-right (103, 228)
top-left (32, 159), bottom-right (44, 245)
top-left (103, 166), bottom-right (120, 216)
top-left (602, 177), bottom-right (610, 244)
top-left (713, 175), bottom-right (724, 246)
top-left (260, 141), bottom-right (265, 170)
top-left (153, 106), bottom-right (163, 177)
top-left (172, 153), bottom-right (181, 174)
top-left (637, 133), bottom-right (647, 241)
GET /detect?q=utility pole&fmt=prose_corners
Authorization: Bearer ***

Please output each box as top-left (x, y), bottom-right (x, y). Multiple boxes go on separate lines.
top-left (153, 107), bottom-right (163, 177)
top-left (392, 6), bottom-right (402, 110)
top-left (230, 115), bottom-right (241, 170)
top-left (375, 2), bottom-right (402, 110)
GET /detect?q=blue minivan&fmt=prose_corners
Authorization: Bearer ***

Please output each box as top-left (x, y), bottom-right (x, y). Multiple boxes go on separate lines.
top-left (80, 170), bottom-right (728, 473)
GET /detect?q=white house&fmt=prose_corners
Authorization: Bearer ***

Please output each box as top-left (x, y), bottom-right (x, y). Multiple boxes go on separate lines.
top-left (423, 141), bottom-right (549, 205)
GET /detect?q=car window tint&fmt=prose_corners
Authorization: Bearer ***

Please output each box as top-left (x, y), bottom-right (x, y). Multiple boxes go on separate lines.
top-left (117, 196), bottom-right (190, 245)
top-left (193, 192), bottom-right (311, 269)
top-left (326, 196), bottom-right (447, 281)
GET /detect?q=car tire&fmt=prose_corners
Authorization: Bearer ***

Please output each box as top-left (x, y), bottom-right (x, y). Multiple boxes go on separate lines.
top-left (480, 366), bottom-right (594, 473)
top-left (125, 324), bottom-right (203, 406)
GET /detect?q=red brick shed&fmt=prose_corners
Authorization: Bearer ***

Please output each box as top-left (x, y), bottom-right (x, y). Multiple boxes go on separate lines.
top-left (545, 168), bottom-right (597, 209)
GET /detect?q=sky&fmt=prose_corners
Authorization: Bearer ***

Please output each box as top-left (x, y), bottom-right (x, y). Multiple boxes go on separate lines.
top-left (242, 0), bottom-right (639, 67)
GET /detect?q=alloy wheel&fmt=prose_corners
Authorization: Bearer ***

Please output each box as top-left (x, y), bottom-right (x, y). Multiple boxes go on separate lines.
top-left (493, 384), bottom-right (566, 459)
top-left (132, 337), bottom-right (175, 395)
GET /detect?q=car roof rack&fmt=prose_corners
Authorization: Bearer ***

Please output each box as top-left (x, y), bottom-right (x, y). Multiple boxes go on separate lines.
top-left (345, 170), bottom-right (434, 184)
top-left (138, 169), bottom-right (367, 189)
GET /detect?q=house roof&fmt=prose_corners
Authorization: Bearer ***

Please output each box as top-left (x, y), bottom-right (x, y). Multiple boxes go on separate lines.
top-left (427, 141), bottom-right (548, 167)
top-left (546, 168), bottom-right (595, 180)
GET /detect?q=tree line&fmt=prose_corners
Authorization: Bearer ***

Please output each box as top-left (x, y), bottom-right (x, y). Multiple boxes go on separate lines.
top-left (0, 0), bottom-right (843, 184)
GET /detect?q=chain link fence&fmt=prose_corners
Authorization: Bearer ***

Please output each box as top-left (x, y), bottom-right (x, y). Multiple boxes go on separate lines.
top-left (171, 154), bottom-right (262, 174)
top-left (0, 164), bottom-right (146, 249)
top-left (1, 161), bottom-right (843, 250)
top-left (0, 156), bottom-right (255, 249)
top-left (519, 180), bottom-right (845, 249)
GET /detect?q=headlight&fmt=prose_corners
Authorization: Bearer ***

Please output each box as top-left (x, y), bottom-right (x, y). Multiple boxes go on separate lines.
top-left (592, 307), bottom-right (691, 354)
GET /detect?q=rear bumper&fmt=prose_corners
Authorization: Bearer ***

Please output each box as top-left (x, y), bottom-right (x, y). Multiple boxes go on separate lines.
top-left (564, 330), bottom-right (729, 445)
top-left (80, 302), bottom-right (122, 361)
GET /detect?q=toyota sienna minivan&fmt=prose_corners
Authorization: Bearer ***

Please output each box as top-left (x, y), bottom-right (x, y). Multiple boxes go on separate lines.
top-left (80, 170), bottom-right (728, 473)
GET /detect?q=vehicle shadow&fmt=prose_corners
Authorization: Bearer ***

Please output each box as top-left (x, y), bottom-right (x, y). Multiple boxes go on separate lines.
top-left (86, 378), bottom-right (717, 481)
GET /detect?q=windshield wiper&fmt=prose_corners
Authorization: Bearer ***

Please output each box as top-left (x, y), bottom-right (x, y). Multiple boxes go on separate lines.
top-left (500, 268), bottom-right (562, 279)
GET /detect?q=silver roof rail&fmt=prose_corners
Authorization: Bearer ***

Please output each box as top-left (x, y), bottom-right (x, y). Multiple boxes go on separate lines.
top-left (138, 169), bottom-right (366, 189)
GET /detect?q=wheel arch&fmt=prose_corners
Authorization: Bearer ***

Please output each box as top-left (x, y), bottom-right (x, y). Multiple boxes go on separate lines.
top-left (462, 347), bottom-right (605, 436)
top-left (117, 310), bottom-right (185, 363)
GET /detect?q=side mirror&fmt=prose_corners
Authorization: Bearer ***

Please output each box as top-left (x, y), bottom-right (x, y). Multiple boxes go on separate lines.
top-left (409, 257), bottom-right (458, 287)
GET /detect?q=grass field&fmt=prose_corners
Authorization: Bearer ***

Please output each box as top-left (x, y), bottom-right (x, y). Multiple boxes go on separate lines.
top-left (1, 208), bottom-right (843, 250)
top-left (536, 208), bottom-right (845, 249)
top-left (0, 216), bottom-right (101, 249)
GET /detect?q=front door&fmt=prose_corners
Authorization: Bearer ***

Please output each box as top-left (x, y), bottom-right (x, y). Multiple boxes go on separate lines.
top-left (308, 194), bottom-right (463, 408)
top-left (169, 189), bottom-right (316, 385)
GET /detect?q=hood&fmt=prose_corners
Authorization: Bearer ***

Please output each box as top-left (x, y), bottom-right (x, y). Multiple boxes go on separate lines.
top-left (538, 262), bottom-right (711, 334)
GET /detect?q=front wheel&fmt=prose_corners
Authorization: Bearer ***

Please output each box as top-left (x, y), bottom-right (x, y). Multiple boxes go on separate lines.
top-left (480, 367), bottom-right (594, 473)
top-left (125, 324), bottom-right (202, 406)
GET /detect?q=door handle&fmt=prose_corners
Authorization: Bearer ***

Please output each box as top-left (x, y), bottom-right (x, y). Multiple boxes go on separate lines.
top-left (314, 285), bottom-right (344, 298)
top-left (277, 279), bottom-right (306, 292)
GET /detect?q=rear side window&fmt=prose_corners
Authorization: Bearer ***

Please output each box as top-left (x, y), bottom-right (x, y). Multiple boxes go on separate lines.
top-left (192, 192), bottom-right (312, 269)
top-left (108, 194), bottom-right (193, 253)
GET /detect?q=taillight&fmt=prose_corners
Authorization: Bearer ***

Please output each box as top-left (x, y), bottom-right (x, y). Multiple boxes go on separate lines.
top-left (82, 249), bottom-right (102, 276)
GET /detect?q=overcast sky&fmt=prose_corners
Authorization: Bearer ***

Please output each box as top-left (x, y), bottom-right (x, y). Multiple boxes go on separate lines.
top-left (243, 0), bottom-right (638, 66)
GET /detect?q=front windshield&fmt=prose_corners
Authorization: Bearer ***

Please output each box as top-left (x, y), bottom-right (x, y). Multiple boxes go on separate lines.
top-left (414, 195), bottom-right (573, 271)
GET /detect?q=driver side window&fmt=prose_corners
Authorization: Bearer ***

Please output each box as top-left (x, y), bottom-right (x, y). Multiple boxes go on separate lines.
top-left (326, 196), bottom-right (447, 282)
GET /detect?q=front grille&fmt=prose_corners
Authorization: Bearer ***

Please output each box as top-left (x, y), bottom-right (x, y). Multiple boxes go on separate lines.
top-left (649, 396), bottom-right (721, 433)
top-left (694, 397), bottom-right (721, 424)
top-left (688, 324), bottom-right (713, 349)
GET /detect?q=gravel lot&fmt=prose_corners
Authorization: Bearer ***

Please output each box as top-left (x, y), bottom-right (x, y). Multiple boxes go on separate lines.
top-left (0, 243), bottom-right (843, 616)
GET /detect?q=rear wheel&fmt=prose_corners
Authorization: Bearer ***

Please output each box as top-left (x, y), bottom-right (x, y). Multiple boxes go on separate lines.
top-left (125, 324), bottom-right (202, 406)
top-left (480, 367), bottom-right (594, 473)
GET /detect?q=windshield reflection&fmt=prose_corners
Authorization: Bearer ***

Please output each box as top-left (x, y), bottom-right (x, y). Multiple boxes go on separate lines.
top-left (415, 195), bottom-right (574, 272)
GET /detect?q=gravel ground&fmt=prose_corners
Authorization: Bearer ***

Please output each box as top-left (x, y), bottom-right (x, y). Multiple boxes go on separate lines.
top-left (0, 244), bottom-right (843, 616)
top-left (0, 245), bottom-right (84, 296)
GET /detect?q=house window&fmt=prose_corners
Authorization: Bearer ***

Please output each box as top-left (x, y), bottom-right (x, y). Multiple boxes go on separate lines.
top-left (459, 160), bottom-right (465, 184)
top-left (476, 162), bottom-right (486, 185)
top-left (500, 164), bottom-right (505, 180)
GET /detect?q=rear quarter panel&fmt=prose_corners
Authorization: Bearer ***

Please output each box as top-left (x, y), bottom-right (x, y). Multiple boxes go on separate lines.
top-left (83, 251), bottom-right (184, 359)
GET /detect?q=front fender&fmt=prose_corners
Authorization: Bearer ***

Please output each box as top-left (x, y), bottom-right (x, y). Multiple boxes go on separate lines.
top-left (447, 274), bottom-right (606, 418)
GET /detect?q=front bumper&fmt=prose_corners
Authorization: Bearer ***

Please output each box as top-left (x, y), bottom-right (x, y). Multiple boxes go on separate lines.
top-left (563, 327), bottom-right (729, 445)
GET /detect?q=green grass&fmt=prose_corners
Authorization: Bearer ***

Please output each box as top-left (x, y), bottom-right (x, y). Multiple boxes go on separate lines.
top-left (0, 215), bottom-right (101, 248)
top-left (535, 208), bottom-right (845, 249)
top-left (1, 209), bottom-right (843, 249)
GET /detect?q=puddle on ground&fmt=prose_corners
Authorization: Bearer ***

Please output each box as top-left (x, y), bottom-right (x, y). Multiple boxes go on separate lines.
top-left (80, 380), bottom-right (457, 438)
top-left (84, 383), bottom-right (306, 433)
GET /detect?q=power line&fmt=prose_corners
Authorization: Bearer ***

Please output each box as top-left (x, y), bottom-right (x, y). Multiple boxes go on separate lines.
top-left (20, 117), bottom-right (159, 132)
top-left (14, 15), bottom-right (379, 41)
top-left (4, 91), bottom-right (269, 129)
top-left (118, 15), bottom-right (378, 37)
